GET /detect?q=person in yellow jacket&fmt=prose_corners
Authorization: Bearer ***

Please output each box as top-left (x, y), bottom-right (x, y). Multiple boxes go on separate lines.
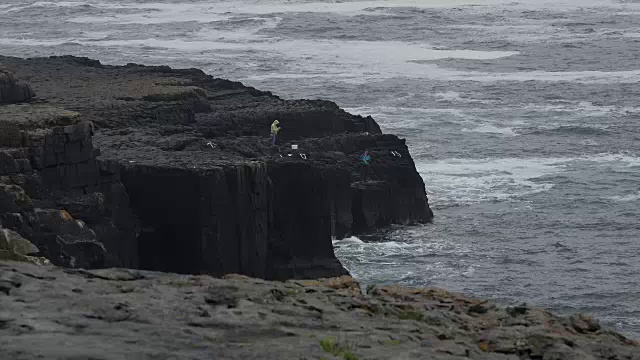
top-left (270, 119), bottom-right (280, 145)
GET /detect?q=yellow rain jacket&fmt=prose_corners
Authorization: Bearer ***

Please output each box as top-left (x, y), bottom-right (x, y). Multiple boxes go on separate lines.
top-left (271, 120), bottom-right (280, 134)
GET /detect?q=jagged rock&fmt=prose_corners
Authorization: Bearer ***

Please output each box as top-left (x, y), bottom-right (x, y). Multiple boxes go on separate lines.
top-left (0, 261), bottom-right (637, 360)
top-left (0, 66), bottom-right (35, 104)
top-left (23, 209), bottom-right (107, 269)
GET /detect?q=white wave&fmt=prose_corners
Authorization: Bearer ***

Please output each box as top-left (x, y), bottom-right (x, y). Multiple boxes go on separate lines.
top-left (0, 37), bottom-right (83, 46)
top-left (461, 124), bottom-right (518, 136)
top-left (343, 106), bottom-right (477, 131)
top-left (417, 157), bottom-right (563, 206)
top-left (521, 101), bottom-right (626, 116)
top-left (239, 39), bottom-right (518, 79)
top-left (432, 91), bottom-right (496, 104)
top-left (70, 11), bottom-right (233, 25)
top-left (2, 1), bottom-right (85, 12)
top-left (576, 153), bottom-right (640, 167)
top-left (433, 91), bottom-right (464, 102)
top-left (334, 237), bottom-right (473, 258)
top-left (344, 105), bottom-right (474, 119)
top-left (190, 17), bottom-right (283, 42)
top-left (347, 104), bottom-right (614, 138)
top-left (243, 52), bottom-right (640, 84)
top-left (332, 236), bottom-right (364, 245)
top-left (445, 22), bottom-right (634, 44)
top-left (334, 239), bottom-right (411, 259)
top-left (0, 37), bottom-right (247, 50)
top-left (608, 192), bottom-right (640, 202)
top-left (449, 70), bottom-right (640, 84)
top-left (1, 1), bottom-right (149, 13)
top-left (526, 123), bottom-right (611, 132)
top-left (334, 236), bottom-right (477, 284)
top-left (417, 153), bottom-right (640, 206)
top-left (232, 39), bottom-right (517, 84)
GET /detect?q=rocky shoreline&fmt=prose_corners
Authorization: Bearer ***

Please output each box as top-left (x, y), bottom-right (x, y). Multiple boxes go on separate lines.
top-left (1, 260), bottom-right (638, 359)
top-left (0, 54), bottom-right (432, 279)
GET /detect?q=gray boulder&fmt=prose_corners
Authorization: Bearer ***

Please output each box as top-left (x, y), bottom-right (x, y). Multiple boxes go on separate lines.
top-left (0, 226), bottom-right (49, 265)
top-left (0, 227), bottom-right (38, 255)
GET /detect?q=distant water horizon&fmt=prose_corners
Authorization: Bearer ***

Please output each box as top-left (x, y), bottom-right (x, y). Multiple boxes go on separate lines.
top-left (2, 0), bottom-right (639, 337)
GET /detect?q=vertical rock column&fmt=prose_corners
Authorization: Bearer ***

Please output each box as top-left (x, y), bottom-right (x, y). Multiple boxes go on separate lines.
top-left (266, 161), bottom-right (350, 280)
top-left (121, 162), bottom-right (270, 277)
top-left (199, 163), bottom-right (269, 278)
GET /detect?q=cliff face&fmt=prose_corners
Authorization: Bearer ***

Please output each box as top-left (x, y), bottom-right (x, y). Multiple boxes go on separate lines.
top-left (1, 261), bottom-right (638, 360)
top-left (0, 55), bottom-right (433, 279)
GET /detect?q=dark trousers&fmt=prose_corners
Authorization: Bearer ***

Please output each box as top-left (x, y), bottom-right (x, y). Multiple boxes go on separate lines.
top-left (360, 163), bottom-right (370, 179)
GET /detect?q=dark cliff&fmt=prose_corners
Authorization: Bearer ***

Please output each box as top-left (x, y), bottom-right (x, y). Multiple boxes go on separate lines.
top-left (0, 55), bottom-right (433, 279)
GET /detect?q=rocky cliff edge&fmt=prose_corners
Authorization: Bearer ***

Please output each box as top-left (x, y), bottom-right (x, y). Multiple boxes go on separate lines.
top-left (0, 55), bottom-right (432, 279)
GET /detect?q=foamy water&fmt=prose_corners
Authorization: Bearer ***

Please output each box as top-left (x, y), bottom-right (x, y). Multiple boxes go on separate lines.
top-left (2, 0), bottom-right (640, 338)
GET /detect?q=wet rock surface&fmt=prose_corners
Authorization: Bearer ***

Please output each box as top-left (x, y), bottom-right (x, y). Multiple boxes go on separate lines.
top-left (0, 55), bottom-right (432, 279)
top-left (0, 260), bottom-right (637, 360)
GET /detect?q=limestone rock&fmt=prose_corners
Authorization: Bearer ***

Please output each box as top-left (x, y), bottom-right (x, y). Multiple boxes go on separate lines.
top-left (0, 250), bottom-right (49, 265)
top-left (0, 227), bottom-right (38, 255)
top-left (0, 227), bottom-right (49, 265)
top-left (0, 261), bottom-right (637, 360)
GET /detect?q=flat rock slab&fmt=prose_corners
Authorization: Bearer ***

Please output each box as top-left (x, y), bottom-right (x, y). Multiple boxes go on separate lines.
top-left (1, 260), bottom-right (638, 360)
top-left (0, 104), bottom-right (79, 129)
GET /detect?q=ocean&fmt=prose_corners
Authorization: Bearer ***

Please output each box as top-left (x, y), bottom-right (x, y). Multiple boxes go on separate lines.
top-left (1, 0), bottom-right (639, 337)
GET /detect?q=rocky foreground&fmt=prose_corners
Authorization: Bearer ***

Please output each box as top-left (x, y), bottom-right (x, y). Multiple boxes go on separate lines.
top-left (0, 55), bottom-right (432, 280)
top-left (0, 260), bottom-right (638, 360)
